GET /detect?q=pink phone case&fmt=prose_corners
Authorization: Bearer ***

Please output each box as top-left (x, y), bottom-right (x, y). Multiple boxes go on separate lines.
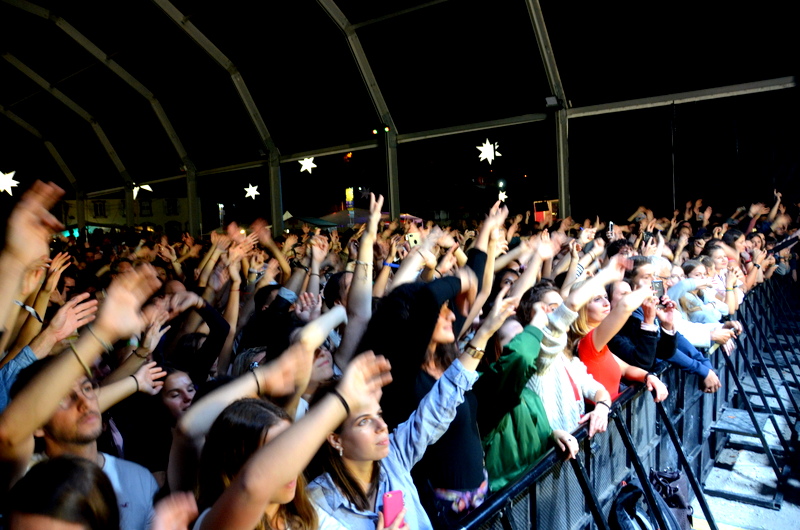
top-left (382, 490), bottom-right (404, 527)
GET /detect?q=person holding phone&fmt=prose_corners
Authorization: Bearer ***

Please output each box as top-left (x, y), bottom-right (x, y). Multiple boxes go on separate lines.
top-left (569, 277), bottom-right (669, 403)
top-left (307, 314), bottom-right (481, 530)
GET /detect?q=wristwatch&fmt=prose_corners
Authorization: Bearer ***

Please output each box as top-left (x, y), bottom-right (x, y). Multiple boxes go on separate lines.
top-left (463, 344), bottom-right (485, 360)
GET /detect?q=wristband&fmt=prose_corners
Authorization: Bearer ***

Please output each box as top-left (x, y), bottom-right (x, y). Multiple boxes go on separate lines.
top-left (252, 370), bottom-right (262, 394)
top-left (69, 343), bottom-right (93, 379)
top-left (644, 372), bottom-right (656, 385)
top-left (86, 325), bottom-right (113, 353)
top-left (130, 375), bottom-right (140, 393)
top-left (331, 389), bottom-right (351, 416)
top-left (383, 261), bottom-right (400, 268)
top-left (133, 348), bottom-right (148, 359)
top-left (595, 401), bottom-right (611, 411)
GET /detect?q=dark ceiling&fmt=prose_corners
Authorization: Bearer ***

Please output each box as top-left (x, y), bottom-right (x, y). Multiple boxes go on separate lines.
top-left (0, 0), bottom-right (797, 224)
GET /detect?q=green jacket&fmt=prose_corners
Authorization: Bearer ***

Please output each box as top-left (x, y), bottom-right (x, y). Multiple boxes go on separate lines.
top-left (476, 325), bottom-right (552, 491)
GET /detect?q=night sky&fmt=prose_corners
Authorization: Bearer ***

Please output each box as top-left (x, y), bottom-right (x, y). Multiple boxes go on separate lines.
top-left (1, 1), bottom-right (797, 230)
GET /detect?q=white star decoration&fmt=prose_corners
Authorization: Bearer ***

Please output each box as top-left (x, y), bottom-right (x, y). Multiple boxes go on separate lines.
top-left (498, 190), bottom-right (508, 202)
top-left (477, 139), bottom-right (501, 165)
top-left (299, 158), bottom-right (317, 173)
top-left (132, 184), bottom-right (152, 200)
top-left (244, 183), bottom-right (260, 200)
top-left (0, 170), bottom-right (19, 195)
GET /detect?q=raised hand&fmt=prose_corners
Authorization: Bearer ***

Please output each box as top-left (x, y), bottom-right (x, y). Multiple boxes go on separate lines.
top-left (436, 244), bottom-right (458, 276)
top-left (4, 181), bottom-right (65, 268)
top-left (335, 351), bottom-right (393, 413)
top-left (619, 284), bottom-right (655, 313)
top-left (132, 361), bottom-right (167, 395)
top-left (536, 230), bottom-right (556, 261)
top-left (44, 252), bottom-right (72, 293)
top-left (140, 310), bottom-right (171, 357)
top-left (578, 227), bottom-right (596, 246)
top-left (167, 291), bottom-right (204, 319)
top-left (157, 243), bottom-right (178, 263)
top-left (294, 292), bottom-right (322, 323)
top-left (48, 292), bottom-right (99, 342)
top-left (479, 285), bottom-right (519, 336)
top-left (368, 193), bottom-right (385, 237)
top-left (93, 263), bottom-right (162, 343)
top-left (310, 235), bottom-right (329, 264)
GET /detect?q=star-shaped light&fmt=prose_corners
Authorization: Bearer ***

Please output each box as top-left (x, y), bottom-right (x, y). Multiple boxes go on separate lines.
top-left (498, 190), bottom-right (508, 202)
top-left (477, 139), bottom-right (501, 165)
top-left (244, 183), bottom-right (260, 200)
top-left (359, 187), bottom-right (371, 199)
top-left (0, 170), bottom-right (19, 196)
top-left (132, 184), bottom-right (152, 200)
top-left (299, 157), bottom-right (317, 173)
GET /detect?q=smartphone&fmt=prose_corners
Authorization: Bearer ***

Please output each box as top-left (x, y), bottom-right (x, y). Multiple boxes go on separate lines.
top-left (405, 233), bottom-right (420, 247)
top-left (382, 490), bottom-right (404, 527)
top-left (651, 280), bottom-right (665, 298)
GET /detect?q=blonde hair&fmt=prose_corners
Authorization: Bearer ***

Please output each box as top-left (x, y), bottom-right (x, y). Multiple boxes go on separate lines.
top-left (566, 280), bottom-right (594, 359)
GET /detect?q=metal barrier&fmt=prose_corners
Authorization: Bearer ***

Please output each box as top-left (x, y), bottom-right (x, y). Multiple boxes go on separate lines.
top-left (455, 277), bottom-right (797, 530)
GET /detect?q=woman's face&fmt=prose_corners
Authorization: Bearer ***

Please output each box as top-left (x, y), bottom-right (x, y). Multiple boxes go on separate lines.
top-left (499, 271), bottom-right (518, 288)
top-left (734, 235), bottom-right (746, 254)
top-left (692, 238), bottom-right (706, 255)
top-left (609, 281), bottom-right (631, 309)
top-left (586, 288), bottom-right (611, 325)
top-left (335, 397), bottom-right (390, 463)
top-left (431, 305), bottom-right (456, 344)
top-left (540, 291), bottom-right (563, 314)
top-left (262, 420), bottom-right (296, 505)
top-left (161, 371), bottom-right (196, 420)
top-left (687, 264), bottom-right (707, 280)
top-left (710, 249), bottom-right (727, 271)
top-left (311, 344), bottom-right (334, 384)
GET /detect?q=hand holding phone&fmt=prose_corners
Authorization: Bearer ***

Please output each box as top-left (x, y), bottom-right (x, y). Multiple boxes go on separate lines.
top-left (382, 490), bottom-right (405, 528)
top-left (651, 280), bottom-right (665, 298)
top-left (405, 233), bottom-right (420, 247)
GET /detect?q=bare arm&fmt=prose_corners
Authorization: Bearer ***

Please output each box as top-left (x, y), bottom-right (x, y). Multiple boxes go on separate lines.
top-left (336, 194), bottom-right (382, 368)
top-left (197, 353), bottom-right (393, 530)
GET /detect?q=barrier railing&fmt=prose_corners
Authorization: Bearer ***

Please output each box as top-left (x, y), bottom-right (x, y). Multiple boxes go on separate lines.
top-left (455, 276), bottom-right (797, 530)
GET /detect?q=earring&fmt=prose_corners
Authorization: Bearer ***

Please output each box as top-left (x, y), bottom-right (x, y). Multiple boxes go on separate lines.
top-left (338, 446), bottom-right (343, 457)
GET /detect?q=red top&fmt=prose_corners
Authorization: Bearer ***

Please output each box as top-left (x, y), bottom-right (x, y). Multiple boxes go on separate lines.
top-left (578, 328), bottom-right (622, 400)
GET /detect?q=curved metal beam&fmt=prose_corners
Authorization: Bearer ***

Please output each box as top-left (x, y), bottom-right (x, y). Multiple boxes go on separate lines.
top-left (2, 53), bottom-right (135, 225)
top-left (151, 0), bottom-right (283, 230)
top-left (3, 0), bottom-right (201, 235)
top-left (317, 0), bottom-right (401, 218)
top-left (0, 104), bottom-right (86, 230)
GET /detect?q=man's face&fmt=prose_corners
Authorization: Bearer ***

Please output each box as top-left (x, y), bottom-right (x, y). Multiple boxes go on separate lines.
top-left (41, 377), bottom-right (102, 447)
top-left (632, 264), bottom-right (655, 289)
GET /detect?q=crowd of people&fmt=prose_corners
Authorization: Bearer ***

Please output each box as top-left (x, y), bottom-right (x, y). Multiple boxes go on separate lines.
top-left (0, 181), bottom-right (797, 530)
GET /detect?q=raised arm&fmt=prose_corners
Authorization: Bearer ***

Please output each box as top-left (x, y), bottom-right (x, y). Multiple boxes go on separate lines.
top-left (0, 182), bottom-right (65, 346)
top-left (196, 352), bottom-right (393, 530)
top-left (336, 194), bottom-right (382, 368)
top-left (0, 265), bottom-right (160, 489)
top-left (591, 284), bottom-right (652, 353)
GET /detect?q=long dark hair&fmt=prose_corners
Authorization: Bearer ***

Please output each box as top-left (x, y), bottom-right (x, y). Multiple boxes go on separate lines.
top-left (307, 384), bottom-right (381, 512)
top-left (6, 456), bottom-right (119, 530)
top-left (197, 398), bottom-right (317, 530)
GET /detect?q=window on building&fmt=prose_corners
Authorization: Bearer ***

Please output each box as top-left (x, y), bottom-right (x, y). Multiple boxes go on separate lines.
top-left (165, 198), bottom-right (179, 216)
top-left (93, 201), bottom-right (106, 218)
top-left (140, 199), bottom-right (152, 217)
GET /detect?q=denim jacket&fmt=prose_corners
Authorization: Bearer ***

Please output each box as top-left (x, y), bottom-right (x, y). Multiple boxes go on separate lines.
top-left (308, 358), bottom-right (478, 530)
